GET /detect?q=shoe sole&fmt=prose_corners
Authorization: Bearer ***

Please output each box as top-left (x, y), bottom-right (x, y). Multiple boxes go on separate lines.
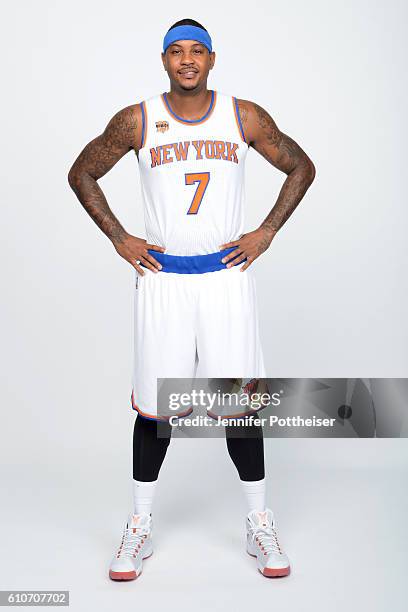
top-left (109, 551), bottom-right (153, 581)
top-left (262, 566), bottom-right (291, 578)
top-left (247, 550), bottom-right (290, 578)
top-left (109, 569), bottom-right (138, 581)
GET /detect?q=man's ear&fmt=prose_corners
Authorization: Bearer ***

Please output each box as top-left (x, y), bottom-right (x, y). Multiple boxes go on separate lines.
top-left (209, 51), bottom-right (216, 70)
top-left (161, 52), bottom-right (167, 72)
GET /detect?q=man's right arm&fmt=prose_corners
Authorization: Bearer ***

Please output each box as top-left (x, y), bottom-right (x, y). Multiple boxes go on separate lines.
top-left (68, 105), bottom-right (164, 274)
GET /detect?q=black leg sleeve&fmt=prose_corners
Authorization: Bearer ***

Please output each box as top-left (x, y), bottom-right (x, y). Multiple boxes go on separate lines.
top-left (225, 416), bottom-right (265, 481)
top-left (133, 415), bottom-right (172, 482)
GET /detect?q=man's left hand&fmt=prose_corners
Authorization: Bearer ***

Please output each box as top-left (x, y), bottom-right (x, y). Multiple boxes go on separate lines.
top-left (220, 227), bottom-right (277, 271)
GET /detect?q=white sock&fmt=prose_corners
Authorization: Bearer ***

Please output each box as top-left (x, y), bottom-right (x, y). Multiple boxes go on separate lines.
top-left (133, 479), bottom-right (157, 516)
top-left (240, 478), bottom-right (266, 512)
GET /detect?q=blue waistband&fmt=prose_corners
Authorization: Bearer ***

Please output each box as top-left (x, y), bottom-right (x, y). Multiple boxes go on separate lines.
top-left (144, 248), bottom-right (244, 274)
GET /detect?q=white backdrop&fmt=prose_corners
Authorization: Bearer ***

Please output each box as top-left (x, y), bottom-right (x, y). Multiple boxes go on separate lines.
top-left (1, 1), bottom-right (407, 610)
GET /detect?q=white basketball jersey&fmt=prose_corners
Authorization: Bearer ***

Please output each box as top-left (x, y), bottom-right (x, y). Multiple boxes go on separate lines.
top-left (137, 91), bottom-right (248, 256)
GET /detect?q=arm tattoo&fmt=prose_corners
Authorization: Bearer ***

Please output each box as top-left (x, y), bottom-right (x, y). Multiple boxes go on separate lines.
top-left (253, 102), bottom-right (281, 148)
top-left (239, 101), bottom-right (315, 234)
top-left (237, 101), bottom-right (249, 128)
top-left (261, 153), bottom-right (315, 234)
top-left (68, 106), bottom-right (138, 244)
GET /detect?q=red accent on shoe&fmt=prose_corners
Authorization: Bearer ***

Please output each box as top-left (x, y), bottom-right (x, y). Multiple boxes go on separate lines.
top-left (262, 566), bottom-right (291, 578)
top-left (109, 569), bottom-right (137, 581)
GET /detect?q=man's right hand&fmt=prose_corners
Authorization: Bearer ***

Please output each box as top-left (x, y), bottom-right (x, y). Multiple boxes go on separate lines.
top-left (113, 234), bottom-right (165, 275)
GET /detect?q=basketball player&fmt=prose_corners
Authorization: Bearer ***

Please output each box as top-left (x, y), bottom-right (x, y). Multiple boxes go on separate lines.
top-left (68, 18), bottom-right (315, 580)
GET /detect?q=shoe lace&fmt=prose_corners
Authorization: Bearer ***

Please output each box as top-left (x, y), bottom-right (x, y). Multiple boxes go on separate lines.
top-left (249, 524), bottom-right (282, 555)
top-left (117, 526), bottom-right (149, 558)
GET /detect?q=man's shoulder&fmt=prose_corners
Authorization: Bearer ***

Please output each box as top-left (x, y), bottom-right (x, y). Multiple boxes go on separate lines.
top-left (235, 98), bottom-right (267, 118)
top-left (112, 103), bottom-right (142, 123)
top-left (234, 99), bottom-right (277, 145)
top-left (103, 104), bottom-right (144, 151)
top-left (110, 103), bottom-right (145, 131)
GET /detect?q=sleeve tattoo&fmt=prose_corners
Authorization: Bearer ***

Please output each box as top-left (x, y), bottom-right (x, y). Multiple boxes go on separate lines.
top-left (68, 106), bottom-right (138, 243)
top-left (238, 101), bottom-right (315, 234)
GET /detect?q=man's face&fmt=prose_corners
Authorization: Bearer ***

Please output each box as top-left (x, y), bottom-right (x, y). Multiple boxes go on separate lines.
top-left (162, 40), bottom-right (215, 91)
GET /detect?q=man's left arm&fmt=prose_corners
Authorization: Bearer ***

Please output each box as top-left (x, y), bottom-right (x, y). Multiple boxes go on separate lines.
top-left (221, 100), bottom-right (316, 270)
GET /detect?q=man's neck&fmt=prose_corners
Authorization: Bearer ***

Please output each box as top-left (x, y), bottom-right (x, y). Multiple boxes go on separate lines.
top-left (166, 85), bottom-right (212, 121)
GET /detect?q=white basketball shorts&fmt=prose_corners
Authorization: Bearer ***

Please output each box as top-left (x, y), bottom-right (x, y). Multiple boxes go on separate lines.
top-left (131, 250), bottom-right (265, 420)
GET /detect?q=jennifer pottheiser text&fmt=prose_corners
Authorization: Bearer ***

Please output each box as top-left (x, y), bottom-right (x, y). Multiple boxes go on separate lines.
top-left (168, 415), bottom-right (337, 427)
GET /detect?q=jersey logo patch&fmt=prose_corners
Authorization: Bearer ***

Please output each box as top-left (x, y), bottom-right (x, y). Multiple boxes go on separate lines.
top-left (156, 120), bottom-right (169, 133)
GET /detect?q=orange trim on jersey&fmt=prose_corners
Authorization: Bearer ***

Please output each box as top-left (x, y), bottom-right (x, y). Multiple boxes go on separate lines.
top-left (140, 101), bottom-right (148, 149)
top-left (131, 390), bottom-right (193, 421)
top-left (161, 91), bottom-right (217, 125)
top-left (233, 97), bottom-right (247, 144)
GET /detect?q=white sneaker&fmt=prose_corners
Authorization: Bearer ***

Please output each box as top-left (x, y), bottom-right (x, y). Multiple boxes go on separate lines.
top-left (246, 509), bottom-right (290, 577)
top-left (109, 513), bottom-right (153, 581)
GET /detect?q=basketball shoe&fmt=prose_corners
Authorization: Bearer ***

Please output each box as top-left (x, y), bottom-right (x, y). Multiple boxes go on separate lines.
top-left (246, 509), bottom-right (290, 577)
top-left (109, 513), bottom-right (153, 581)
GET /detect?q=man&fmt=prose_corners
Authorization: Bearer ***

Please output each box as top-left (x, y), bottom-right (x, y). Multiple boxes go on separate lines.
top-left (68, 18), bottom-right (315, 580)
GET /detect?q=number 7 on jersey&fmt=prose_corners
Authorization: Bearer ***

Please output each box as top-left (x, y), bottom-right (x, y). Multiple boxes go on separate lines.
top-left (185, 172), bottom-right (210, 215)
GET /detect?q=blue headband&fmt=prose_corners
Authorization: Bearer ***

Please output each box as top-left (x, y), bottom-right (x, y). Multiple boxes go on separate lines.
top-left (163, 25), bottom-right (212, 53)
